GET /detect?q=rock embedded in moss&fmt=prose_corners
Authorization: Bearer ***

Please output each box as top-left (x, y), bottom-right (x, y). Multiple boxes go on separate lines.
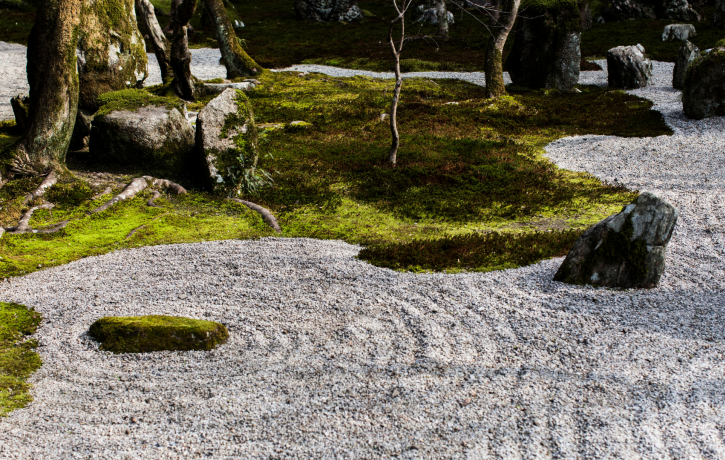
top-left (507, 0), bottom-right (582, 91)
top-left (554, 192), bottom-right (678, 289)
top-left (682, 48), bottom-right (725, 120)
top-left (88, 315), bottom-right (229, 353)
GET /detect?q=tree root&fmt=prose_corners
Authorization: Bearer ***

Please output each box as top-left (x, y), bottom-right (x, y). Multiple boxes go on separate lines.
top-left (22, 171), bottom-right (57, 206)
top-left (227, 198), bottom-right (281, 233)
top-left (4, 202), bottom-right (69, 235)
top-left (91, 186), bottom-right (112, 200)
top-left (125, 213), bottom-right (167, 239)
top-left (147, 191), bottom-right (162, 207)
top-left (90, 176), bottom-right (187, 215)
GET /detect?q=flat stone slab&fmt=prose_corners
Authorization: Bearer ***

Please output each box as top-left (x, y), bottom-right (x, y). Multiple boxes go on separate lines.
top-left (89, 315), bottom-right (229, 353)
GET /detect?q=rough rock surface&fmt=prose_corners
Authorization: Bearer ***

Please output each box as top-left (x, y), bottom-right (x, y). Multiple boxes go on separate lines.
top-left (507, 5), bottom-right (582, 91)
top-left (415, 7), bottom-right (455, 24)
top-left (88, 315), bottom-right (229, 353)
top-left (294, 0), bottom-right (364, 22)
top-left (610, 0), bottom-right (656, 19)
top-left (607, 44), bottom-right (653, 89)
top-left (662, 23), bottom-right (696, 41)
top-left (682, 49), bottom-right (725, 119)
top-left (89, 106), bottom-right (195, 172)
top-left (77, 0), bottom-right (148, 111)
top-left (554, 192), bottom-right (678, 289)
top-left (672, 40), bottom-right (699, 89)
top-left (196, 88), bottom-right (258, 193)
top-left (662, 0), bottom-right (701, 22)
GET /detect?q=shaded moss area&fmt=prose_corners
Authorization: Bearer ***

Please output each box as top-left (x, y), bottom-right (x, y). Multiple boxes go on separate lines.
top-left (89, 315), bottom-right (229, 353)
top-left (0, 302), bottom-right (42, 417)
top-left (95, 88), bottom-right (184, 117)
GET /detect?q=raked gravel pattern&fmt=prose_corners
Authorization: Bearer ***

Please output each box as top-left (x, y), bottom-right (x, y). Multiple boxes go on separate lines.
top-left (1, 47), bottom-right (725, 458)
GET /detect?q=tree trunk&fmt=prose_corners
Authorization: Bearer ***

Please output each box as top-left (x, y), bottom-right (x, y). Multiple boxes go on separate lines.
top-left (388, 1), bottom-right (412, 166)
top-left (136, 0), bottom-right (172, 83)
top-left (578, 0), bottom-right (592, 30)
top-left (484, 0), bottom-right (520, 98)
top-left (8, 0), bottom-right (82, 175)
top-left (435, 0), bottom-right (449, 38)
top-left (170, 0), bottom-right (198, 100)
top-left (203, 0), bottom-right (263, 78)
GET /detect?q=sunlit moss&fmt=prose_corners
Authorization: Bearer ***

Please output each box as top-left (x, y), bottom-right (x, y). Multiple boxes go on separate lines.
top-left (0, 302), bottom-right (42, 417)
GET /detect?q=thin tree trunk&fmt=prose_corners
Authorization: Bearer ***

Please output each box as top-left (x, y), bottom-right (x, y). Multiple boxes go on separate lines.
top-left (388, 1), bottom-right (412, 166)
top-left (9, 0), bottom-right (82, 175)
top-left (484, 0), bottom-right (520, 98)
top-left (170, 0), bottom-right (198, 100)
top-left (435, 0), bottom-right (449, 38)
top-left (136, 0), bottom-right (172, 83)
top-left (203, 0), bottom-right (263, 78)
top-left (578, 0), bottom-right (591, 30)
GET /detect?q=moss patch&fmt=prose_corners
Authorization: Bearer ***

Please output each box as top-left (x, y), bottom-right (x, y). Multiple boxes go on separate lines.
top-left (88, 315), bottom-right (229, 353)
top-left (95, 88), bottom-right (184, 117)
top-left (0, 302), bottom-right (42, 417)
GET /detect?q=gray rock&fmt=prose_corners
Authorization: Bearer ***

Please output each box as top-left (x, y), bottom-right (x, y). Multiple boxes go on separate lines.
top-left (89, 106), bottom-right (195, 173)
top-left (662, 23), bottom-right (696, 42)
top-left (196, 88), bottom-right (259, 194)
top-left (610, 0), bottom-right (655, 19)
top-left (607, 44), bottom-right (653, 89)
top-left (716, 0), bottom-right (725, 29)
top-left (682, 48), bottom-right (725, 120)
top-left (201, 81), bottom-right (256, 96)
top-left (672, 40), bottom-right (699, 89)
top-left (294, 0), bottom-right (364, 22)
top-left (10, 94), bottom-right (29, 131)
top-left (507, 4), bottom-right (582, 91)
top-left (554, 192), bottom-right (678, 289)
top-left (416, 7), bottom-right (454, 25)
top-left (662, 0), bottom-right (701, 22)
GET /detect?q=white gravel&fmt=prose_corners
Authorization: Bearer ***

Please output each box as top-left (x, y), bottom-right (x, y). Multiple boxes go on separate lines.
top-left (2, 47), bottom-right (725, 459)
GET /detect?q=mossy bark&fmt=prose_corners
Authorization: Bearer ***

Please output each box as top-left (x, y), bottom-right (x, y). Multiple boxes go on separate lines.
top-left (203, 0), bottom-right (263, 78)
top-left (484, 0), bottom-right (520, 98)
top-left (77, 0), bottom-right (149, 111)
top-left (170, 0), bottom-right (198, 100)
top-left (6, 0), bottom-right (81, 176)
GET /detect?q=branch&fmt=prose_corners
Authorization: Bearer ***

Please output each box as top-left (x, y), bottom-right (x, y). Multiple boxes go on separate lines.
top-left (227, 198), bottom-right (281, 233)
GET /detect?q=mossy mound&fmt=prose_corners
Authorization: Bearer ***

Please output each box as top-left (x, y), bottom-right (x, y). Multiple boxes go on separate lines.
top-left (0, 302), bottom-right (42, 417)
top-left (88, 315), bottom-right (229, 353)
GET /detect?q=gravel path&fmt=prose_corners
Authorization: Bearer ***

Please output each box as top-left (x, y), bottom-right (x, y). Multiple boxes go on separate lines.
top-left (1, 47), bottom-right (725, 459)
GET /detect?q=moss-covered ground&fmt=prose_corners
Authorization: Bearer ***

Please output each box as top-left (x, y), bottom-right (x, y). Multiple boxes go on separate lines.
top-left (0, 301), bottom-right (41, 417)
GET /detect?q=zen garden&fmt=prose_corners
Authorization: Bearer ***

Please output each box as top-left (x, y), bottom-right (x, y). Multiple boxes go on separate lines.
top-left (0, 0), bottom-right (724, 457)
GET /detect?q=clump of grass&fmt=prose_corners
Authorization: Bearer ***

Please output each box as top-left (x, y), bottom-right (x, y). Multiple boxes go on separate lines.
top-left (359, 230), bottom-right (582, 272)
top-left (0, 302), bottom-right (42, 417)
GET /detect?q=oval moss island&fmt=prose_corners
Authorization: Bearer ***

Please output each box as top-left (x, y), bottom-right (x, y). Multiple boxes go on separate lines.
top-left (88, 315), bottom-right (229, 353)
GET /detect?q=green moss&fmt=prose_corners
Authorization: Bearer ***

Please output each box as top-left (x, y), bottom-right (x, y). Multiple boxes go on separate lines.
top-left (95, 88), bottom-right (184, 117)
top-left (0, 302), bottom-right (42, 417)
top-left (88, 315), bottom-right (229, 353)
top-left (45, 181), bottom-right (94, 209)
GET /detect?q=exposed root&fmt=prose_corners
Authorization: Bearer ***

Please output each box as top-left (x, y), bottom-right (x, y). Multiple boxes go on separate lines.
top-left (22, 171), bottom-right (57, 206)
top-left (4, 203), bottom-right (69, 235)
top-left (147, 191), bottom-right (163, 207)
top-left (91, 186), bottom-right (112, 200)
top-left (89, 177), bottom-right (186, 215)
top-left (125, 214), bottom-right (167, 240)
top-left (228, 198), bottom-right (281, 233)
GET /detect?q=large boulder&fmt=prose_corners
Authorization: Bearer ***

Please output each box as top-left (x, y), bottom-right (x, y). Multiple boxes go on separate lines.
top-left (662, 0), bottom-right (700, 22)
top-left (89, 105), bottom-right (195, 173)
top-left (89, 315), bottom-right (229, 353)
top-left (554, 192), bottom-right (678, 289)
top-left (294, 0), bottom-right (364, 22)
top-left (672, 40), bottom-right (699, 89)
top-left (77, 0), bottom-right (149, 111)
top-left (662, 23), bottom-right (696, 42)
top-left (196, 88), bottom-right (259, 194)
top-left (507, 2), bottom-right (582, 91)
top-left (682, 49), bottom-right (725, 119)
top-left (610, 0), bottom-right (656, 19)
top-left (607, 44), bottom-right (653, 89)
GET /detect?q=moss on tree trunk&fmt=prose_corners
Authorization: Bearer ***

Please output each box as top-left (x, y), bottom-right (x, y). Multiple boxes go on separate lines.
top-left (203, 0), bottom-right (263, 78)
top-left (484, 0), bottom-right (520, 98)
top-left (4, 0), bottom-right (82, 176)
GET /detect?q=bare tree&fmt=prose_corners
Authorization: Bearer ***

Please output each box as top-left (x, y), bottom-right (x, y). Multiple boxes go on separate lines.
top-left (169, 0), bottom-right (198, 100)
top-left (136, 0), bottom-right (172, 83)
top-left (8, 0), bottom-right (82, 176)
top-left (435, 0), bottom-right (449, 38)
top-left (202, 0), bottom-right (263, 78)
top-left (388, 0), bottom-right (414, 166)
top-left (483, 0), bottom-right (521, 98)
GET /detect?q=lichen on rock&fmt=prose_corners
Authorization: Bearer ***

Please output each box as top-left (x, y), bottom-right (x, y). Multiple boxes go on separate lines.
top-left (682, 48), bottom-right (725, 120)
top-left (88, 315), bottom-right (229, 353)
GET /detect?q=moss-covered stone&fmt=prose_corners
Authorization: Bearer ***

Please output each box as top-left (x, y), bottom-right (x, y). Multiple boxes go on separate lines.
top-left (77, 0), bottom-right (149, 111)
top-left (682, 48), bottom-right (725, 120)
top-left (88, 315), bottom-right (229, 353)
